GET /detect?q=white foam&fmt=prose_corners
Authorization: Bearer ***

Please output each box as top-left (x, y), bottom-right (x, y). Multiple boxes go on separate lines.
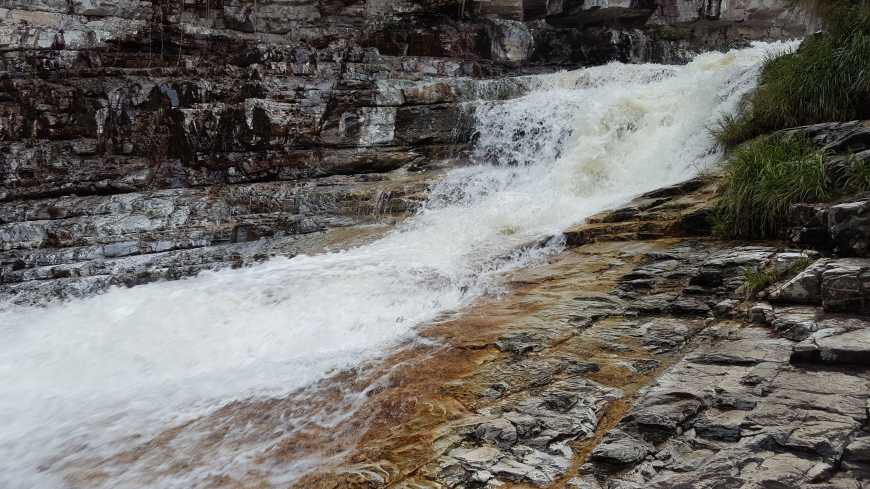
top-left (0, 41), bottom-right (796, 488)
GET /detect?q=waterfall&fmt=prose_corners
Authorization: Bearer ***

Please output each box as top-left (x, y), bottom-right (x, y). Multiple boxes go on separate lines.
top-left (0, 41), bottom-right (795, 489)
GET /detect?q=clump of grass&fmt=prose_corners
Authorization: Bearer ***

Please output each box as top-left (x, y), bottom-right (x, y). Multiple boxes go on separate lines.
top-left (714, 1), bottom-right (870, 146)
top-left (713, 134), bottom-right (870, 239)
top-left (712, 134), bottom-right (831, 238)
top-left (742, 267), bottom-right (781, 296)
top-left (840, 153), bottom-right (870, 191)
top-left (742, 255), bottom-right (814, 298)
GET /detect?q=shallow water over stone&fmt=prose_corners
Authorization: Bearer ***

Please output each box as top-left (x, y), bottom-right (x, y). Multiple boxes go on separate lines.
top-left (0, 42), bottom-right (794, 488)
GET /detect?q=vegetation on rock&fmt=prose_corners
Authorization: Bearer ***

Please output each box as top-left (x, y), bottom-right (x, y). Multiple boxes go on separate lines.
top-left (741, 255), bottom-right (813, 297)
top-left (713, 0), bottom-right (870, 239)
top-left (714, 0), bottom-right (870, 146)
top-left (713, 133), bottom-right (870, 239)
top-left (714, 134), bottom-right (826, 238)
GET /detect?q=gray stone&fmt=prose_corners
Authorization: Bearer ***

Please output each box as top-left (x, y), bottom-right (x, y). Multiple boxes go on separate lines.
top-left (749, 302), bottom-right (775, 324)
top-left (448, 446), bottom-right (502, 468)
top-left (476, 418), bottom-right (519, 449)
top-left (821, 259), bottom-right (870, 314)
top-left (693, 410), bottom-right (744, 442)
top-left (830, 195), bottom-right (870, 257)
top-left (590, 430), bottom-right (654, 465)
top-left (792, 327), bottom-right (870, 366)
top-left (771, 306), bottom-right (820, 341)
top-left (769, 259), bottom-right (829, 304)
top-left (566, 475), bottom-right (603, 489)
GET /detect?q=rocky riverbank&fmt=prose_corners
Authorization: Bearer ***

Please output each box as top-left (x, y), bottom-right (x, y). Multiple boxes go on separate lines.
top-left (6, 2), bottom-right (870, 489)
top-left (290, 165), bottom-right (870, 488)
top-left (57, 129), bottom-right (870, 488)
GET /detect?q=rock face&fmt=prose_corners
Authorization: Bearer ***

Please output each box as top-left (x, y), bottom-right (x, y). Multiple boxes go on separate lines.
top-left (785, 121), bottom-right (870, 256)
top-left (0, 0), bottom-right (815, 304)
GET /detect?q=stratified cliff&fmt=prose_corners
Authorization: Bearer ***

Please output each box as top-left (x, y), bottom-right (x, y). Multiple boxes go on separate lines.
top-left (0, 0), bottom-right (815, 303)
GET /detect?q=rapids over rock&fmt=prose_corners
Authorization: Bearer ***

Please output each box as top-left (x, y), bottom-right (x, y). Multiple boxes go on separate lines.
top-left (0, 42), bottom-right (798, 488)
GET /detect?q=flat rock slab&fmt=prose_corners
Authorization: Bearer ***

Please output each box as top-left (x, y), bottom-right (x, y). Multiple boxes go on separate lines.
top-left (793, 326), bottom-right (870, 366)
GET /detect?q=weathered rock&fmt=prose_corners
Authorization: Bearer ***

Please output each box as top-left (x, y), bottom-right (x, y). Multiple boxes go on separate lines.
top-left (830, 194), bottom-right (870, 257)
top-left (437, 376), bottom-right (622, 486)
top-left (769, 258), bottom-right (829, 304)
top-left (749, 302), bottom-right (774, 324)
top-left (590, 430), bottom-right (654, 466)
top-left (789, 193), bottom-right (870, 257)
top-left (792, 323), bottom-right (870, 366)
top-left (769, 258), bottom-right (870, 315)
top-left (587, 322), bottom-right (870, 488)
top-left (822, 259), bottom-right (870, 314)
top-left (475, 418), bottom-right (519, 449)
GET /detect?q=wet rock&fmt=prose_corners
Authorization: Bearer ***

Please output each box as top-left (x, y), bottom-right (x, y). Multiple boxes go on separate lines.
top-left (496, 332), bottom-right (544, 355)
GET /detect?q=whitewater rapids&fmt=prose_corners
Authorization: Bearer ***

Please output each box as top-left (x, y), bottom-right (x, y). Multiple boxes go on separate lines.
top-left (0, 42), bottom-right (794, 488)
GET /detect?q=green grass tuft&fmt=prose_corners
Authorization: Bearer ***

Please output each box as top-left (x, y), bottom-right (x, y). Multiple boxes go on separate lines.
top-left (842, 154), bottom-right (870, 191)
top-left (713, 134), bottom-right (831, 238)
top-left (741, 255), bottom-right (814, 298)
top-left (742, 267), bottom-right (781, 296)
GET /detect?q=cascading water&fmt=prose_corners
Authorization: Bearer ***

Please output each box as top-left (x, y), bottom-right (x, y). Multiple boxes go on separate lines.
top-left (0, 41), bottom-right (794, 488)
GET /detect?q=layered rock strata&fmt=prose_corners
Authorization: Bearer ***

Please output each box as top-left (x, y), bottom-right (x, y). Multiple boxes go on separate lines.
top-left (1, 0), bottom-right (816, 304)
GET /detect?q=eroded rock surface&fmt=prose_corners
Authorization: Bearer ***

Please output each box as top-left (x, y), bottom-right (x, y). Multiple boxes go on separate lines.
top-left (297, 178), bottom-right (870, 488)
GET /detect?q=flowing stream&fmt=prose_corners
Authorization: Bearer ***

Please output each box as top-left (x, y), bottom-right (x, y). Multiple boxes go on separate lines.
top-left (0, 42), bottom-right (793, 488)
